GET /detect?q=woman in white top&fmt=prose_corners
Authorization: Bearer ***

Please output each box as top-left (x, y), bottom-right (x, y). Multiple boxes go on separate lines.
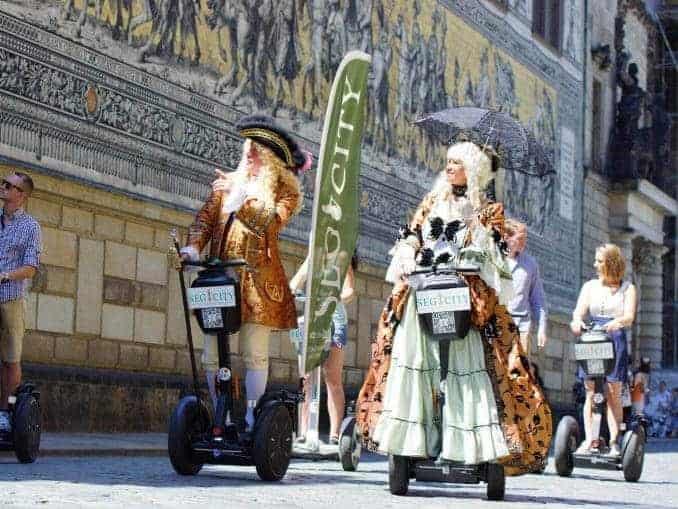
top-left (570, 243), bottom-right (637, 456)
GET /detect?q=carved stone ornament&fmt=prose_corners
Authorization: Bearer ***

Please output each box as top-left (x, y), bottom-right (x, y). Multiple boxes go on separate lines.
top-left (84, 82), bottom-right (99, 119)
top-left (632, 238), bottom-right (667, 274)
top-left (171, 116), bottom-right (186, 152)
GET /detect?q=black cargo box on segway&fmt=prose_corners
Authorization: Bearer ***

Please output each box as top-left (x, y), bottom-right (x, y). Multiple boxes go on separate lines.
top-left (553, 325), bottom-right (645, 482)
top-left (167, 232), bottom-right (299, 482)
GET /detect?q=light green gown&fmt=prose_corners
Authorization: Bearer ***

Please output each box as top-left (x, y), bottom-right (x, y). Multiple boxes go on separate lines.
top-left (375, 196), bottom-right (512, 464)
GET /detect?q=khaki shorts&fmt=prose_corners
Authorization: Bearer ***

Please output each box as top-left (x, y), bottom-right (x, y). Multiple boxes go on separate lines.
top-left (202, 323), bottom-right (271, 371)
top-left (0, 298), bottom-right (26, 363)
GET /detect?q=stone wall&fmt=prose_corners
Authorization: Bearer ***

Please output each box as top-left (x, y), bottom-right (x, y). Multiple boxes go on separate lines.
top-left (582, 172), bottom-right (611, 282)
top-left (4, 164), bottom-right (394, 430)
top-left (8, 162), bottom-right (582, 427)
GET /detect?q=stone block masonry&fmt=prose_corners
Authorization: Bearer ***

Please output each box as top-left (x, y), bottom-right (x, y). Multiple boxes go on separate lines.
top-left (5, 166), bottom-right (580, 430)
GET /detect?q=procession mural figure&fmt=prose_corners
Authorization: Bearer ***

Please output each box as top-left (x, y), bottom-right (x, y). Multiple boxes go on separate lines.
top-left (368, 29), bottom-right (393, 156)
top-left (392, 14), bottom-right (414, 127)
top-left (345, 0), bottom-right (373, 54)
top-left (432, 13), bottom-right (449, 111)
top-left (207, 0), bottom-right (241, 94)
top-left (136, 0), bottom-right (202, 64)
top-left (494, 52), bottom-right (518, 115)
top-left (300, 0), bottom-right (328, 119)
top-left (10, 0), bottom-right (564, 236)
top-left (325, 0), bottom-right (348, 81)
top-left (475, 48), bottom-right (492, 108)
top-left (270, 0), bottom-right (300, 116)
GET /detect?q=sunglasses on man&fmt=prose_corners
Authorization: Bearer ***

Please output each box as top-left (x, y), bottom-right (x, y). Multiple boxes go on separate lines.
top-left (2, 180), bottom-right (25, 193)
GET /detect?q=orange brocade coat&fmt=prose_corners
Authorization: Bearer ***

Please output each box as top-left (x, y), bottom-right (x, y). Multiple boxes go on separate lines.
top-left (186, 174), bottom-right (300, 331)
top-left (356, 202), bottom-right (553, 476)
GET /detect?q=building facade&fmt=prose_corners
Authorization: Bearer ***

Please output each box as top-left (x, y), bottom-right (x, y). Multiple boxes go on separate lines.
top-left (0, 0), bottom-right (673, 431)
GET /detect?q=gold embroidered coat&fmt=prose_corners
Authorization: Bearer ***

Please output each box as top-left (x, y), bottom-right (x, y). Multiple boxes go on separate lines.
top-left (186, 175), bottom-right (300, 330)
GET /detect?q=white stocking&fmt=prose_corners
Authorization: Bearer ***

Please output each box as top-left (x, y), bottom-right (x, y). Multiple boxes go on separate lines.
top-left (245, 368), bottom-right (268, 429)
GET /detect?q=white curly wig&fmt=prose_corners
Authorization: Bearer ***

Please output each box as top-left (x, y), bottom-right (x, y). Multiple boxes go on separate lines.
top-left (431, 141), bottom-right (494, 210)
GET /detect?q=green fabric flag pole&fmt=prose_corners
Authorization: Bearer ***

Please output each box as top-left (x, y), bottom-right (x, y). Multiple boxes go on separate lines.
top-left (302, 51), bottom-right (371, 375)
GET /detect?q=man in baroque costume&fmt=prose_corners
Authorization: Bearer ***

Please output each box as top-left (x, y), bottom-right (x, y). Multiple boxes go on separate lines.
top-left (181, 114), bottom-right (311, 431)
top-left (356, 140), bottom-right (552, 475)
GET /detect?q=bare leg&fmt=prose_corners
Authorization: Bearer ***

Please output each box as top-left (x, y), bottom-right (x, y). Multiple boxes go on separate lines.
top-left (298, 374), bottom-right (310, 438)
top-left (323, 346), bottom-right (345, 439)
top-left (0, 362), bottom-right (21, 410)
top-left (580, 380), bottom-right (594, 449)
top-left (606, 381), bottom-right (623, 444)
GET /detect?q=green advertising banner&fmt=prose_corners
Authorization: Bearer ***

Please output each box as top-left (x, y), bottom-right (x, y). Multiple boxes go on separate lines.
top-left (302, 51), bottom-right (371, 374)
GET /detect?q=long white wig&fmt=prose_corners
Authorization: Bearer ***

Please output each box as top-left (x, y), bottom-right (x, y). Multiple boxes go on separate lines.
top-left (430, 141), bottom-right (494, 211)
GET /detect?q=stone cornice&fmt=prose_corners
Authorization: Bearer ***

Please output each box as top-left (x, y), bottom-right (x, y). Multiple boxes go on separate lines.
top-left (611, 179), bottom-right (678, 216)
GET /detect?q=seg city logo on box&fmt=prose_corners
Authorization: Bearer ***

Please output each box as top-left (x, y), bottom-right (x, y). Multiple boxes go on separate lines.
top-left (416, 287), bottom-right (471, 314)
top-left (187, 285), bottom-right (236, 310)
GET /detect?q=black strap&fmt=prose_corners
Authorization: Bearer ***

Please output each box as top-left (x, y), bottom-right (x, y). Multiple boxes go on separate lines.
top-left (216, 212), bottom-right (235, 259)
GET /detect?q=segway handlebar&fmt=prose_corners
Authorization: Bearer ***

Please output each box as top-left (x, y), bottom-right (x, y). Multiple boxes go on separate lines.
top-left (181, 258), bottom-right (248, 270)
top-left (409, 264), bottom-right (480, 276)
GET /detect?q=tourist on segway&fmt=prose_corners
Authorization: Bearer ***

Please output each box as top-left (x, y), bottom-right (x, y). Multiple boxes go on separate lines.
top-left (355, 140), bottom-right (552, 499)
top-left (0, 171), bottom-right (42, 463)
top-left (570, 244), bottom-right (637, 457)
top-left (173, 114), bottom-right (311, 481)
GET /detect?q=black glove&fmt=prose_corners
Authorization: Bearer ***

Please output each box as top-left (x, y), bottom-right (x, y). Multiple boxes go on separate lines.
top-left (444, 220), bottom-right (464, 242)
top-left (417, 248), bottom-right (434, 267)
top-left (434, 252), bottom-right (451, 265)
top-left (428, 217), bottom-right (444, 239)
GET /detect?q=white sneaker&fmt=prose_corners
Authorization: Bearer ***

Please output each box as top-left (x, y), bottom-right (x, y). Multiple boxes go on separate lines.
top-left (0, 411), bottom-right (11, 432)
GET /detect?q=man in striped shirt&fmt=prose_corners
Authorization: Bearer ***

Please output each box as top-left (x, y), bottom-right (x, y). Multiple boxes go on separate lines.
top-left (0, 172), bottom-right (41, 433)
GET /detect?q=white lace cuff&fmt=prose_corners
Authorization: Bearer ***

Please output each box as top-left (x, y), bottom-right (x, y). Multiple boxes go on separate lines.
top-left (221, 183), bottom-right (247, 213)
top-left (179, 245), bottom-right (200, 262)
top-left (385, 242), bottom-right (416, 284)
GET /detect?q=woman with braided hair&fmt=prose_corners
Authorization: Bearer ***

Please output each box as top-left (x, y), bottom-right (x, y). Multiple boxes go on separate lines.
top-left (356, 140), bottom-right (552, 475)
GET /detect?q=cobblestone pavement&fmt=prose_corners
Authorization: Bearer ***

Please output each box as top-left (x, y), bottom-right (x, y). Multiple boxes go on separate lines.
top-left (1, 439), bottom-right (677, 508)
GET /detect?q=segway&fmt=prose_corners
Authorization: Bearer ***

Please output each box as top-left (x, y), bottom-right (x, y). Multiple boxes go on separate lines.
top-left (388, 265), bottom-right (505, 500)
top-left (289, 295), bottom-right (361, 471)
top-left (167, 232), bottom-right (299, 481)
top-left (554, 323), bottom-right (645, 482)
top-left (0, 383), bottom-right (41, 463)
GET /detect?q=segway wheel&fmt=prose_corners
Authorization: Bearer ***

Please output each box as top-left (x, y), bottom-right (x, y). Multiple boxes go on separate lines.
top-left (554, 415), bottom-right (579, 477)
top-left (13, 394), bottom-right (41, 464)
top-left (621, 429), bottom-right (645, 482)
top-left (339, 416), bottom-right (361, 472)
top-left (486, 463), bottom-right (505, 501)
top-left (388, 455), bottom-right (409, 495)
top-left (253, 403), bottom-right (293, 482)
top-left (168, 396), bottom-right (210, 476)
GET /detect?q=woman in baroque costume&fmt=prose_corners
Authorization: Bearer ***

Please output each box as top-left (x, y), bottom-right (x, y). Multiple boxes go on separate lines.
top-left (356, 140), bottom-right (552, 475)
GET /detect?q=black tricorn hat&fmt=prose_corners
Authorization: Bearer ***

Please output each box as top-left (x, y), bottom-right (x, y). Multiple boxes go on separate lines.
top-left (237, 114), bottom-right (307, 172)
